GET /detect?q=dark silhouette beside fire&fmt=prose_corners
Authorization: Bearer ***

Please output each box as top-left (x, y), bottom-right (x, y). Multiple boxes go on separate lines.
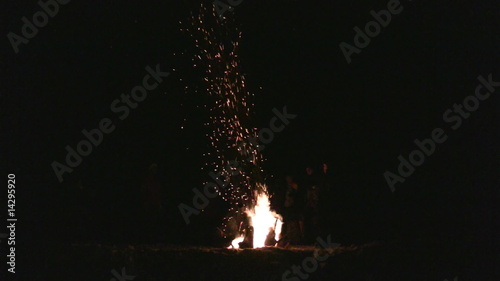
top-left (274, 163), bottom-right (332, 246)
top-left (228, 163), bottom-right (334, 248)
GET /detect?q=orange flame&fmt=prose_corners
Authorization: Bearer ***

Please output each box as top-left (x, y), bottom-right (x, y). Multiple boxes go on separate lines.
top-left (229, 184), bottom-right (282, 248)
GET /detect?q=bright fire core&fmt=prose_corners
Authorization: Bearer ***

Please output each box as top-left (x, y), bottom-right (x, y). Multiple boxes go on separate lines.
top-left (230, 186), bottom-right (282, 249)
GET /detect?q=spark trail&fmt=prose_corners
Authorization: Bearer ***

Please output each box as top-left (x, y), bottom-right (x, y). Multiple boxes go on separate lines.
top-left (183, 4), bottom-right (267, 230)
top-left (183, 4), bottom-right (282, 247)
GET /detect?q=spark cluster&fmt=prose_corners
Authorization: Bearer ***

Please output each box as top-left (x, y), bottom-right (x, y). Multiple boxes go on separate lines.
top-left (182, 3), bottom-right (269, 235)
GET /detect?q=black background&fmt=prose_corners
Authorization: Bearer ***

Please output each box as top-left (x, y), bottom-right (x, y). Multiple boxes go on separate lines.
top-left (1, 0), bottom-right (498, 279)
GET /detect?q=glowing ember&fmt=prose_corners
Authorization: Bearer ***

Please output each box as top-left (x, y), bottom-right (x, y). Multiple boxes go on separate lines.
top-left (274, 215), bottom-right (283, 242)
top-left (228, 236), bottom-right (244, 249)
top-left (245, 189), bottom-right (283, 248)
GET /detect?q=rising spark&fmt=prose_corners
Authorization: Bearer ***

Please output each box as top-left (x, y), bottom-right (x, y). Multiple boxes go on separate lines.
top-left (184, 3), bottom-right (281, 247)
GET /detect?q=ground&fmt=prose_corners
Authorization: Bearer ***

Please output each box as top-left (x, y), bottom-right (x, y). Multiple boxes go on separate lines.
top-left (24, 238), bottom-right (482, 281)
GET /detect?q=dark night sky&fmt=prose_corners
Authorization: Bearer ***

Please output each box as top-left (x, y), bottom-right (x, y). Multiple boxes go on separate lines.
top-left (1, 0), bottom-right (498, 258)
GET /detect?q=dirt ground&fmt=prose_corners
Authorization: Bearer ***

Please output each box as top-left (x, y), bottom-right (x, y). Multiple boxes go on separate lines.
top-left (21, 238), bottom-right (493, 281)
